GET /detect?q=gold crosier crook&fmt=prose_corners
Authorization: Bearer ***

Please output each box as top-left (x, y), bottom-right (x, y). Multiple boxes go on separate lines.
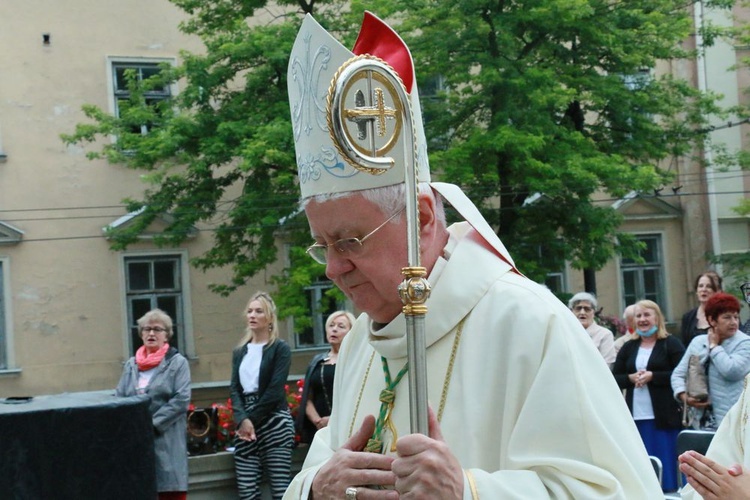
top-left (327, 54), bottom-right (432, 444)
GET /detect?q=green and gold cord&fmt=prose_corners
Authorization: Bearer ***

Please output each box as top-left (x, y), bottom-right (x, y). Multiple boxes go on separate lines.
top-left (365, 356), bottom-right (408, 453)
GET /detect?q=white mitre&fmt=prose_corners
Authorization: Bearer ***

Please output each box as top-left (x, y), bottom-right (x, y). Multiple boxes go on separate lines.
top-left (287, 12), bottom-right (430, 201)
top-left (287, 12), bottom-right (519, 270)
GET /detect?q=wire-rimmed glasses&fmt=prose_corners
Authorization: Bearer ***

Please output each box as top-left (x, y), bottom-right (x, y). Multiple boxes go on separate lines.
top-left (306, 207), bottom-right (405, 265)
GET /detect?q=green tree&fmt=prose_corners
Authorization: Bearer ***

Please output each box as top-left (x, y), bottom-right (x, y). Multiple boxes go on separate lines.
top-left (62, 0), bottom-right (349, 329)
top-left (354, 0), bottom-right (736, 285)
top-left (63, 0), bottom-right (736, 321)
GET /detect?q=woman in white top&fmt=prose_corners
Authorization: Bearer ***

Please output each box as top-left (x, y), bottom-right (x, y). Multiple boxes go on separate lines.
top-left (230, 292), bottom-right (294, 500)
top-left (612, 300), bottom-right (685, 491)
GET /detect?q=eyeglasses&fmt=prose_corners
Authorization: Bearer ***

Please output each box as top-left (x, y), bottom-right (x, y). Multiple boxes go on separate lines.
top-left (141, 326), bottom-right (167, 333)
top-left (573, 305), bottom-right (593, 313)
top-left (306, 207), bottom-right (405, 265)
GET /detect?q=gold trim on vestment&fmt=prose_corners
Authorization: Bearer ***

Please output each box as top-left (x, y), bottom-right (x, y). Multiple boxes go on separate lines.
top-left (465, 469), bottom-right (479, 500)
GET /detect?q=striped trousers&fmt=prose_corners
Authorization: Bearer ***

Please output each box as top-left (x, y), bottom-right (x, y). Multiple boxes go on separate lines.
top-left (233, 397), bottom-right (295, 500)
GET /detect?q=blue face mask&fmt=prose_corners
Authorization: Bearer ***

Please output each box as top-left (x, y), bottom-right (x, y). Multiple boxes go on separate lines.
top-left (638, 325), bottom-right (658, 337)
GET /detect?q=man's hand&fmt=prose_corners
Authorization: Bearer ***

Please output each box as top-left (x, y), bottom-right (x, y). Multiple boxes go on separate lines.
top-left (311, 415), bottom-right (398, 499)
top-left (679, 450), bottom-right (750, 500)
top-left (392, 407), bottom-right (463, 499)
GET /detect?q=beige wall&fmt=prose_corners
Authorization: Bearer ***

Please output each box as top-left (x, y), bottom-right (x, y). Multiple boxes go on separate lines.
top-left (0, 0), bottom-right (299, 399)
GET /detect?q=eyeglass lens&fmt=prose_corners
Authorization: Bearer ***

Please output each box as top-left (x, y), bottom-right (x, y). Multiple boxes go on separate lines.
top-left (307, 207), bottom-right (404, 264)
top-left (142, 326), bottom-right (166, 333)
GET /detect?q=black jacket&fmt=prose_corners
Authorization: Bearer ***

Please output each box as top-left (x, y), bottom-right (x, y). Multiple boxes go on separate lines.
top-left (680, 307), bottom-right (707, 347)
top-left (613, 335), bottom-right (685, 429)
top-left (295, 352), bottom-right (329, 444)
top-left (230, 339), bottom-right (291, 427)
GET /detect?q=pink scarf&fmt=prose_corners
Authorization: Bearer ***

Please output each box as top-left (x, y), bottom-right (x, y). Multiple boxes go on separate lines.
top-left (135, 343), bottom-right (169, 371)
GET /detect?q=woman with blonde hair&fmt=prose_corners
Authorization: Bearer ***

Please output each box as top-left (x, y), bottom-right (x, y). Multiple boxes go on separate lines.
top-left (230, 292), bottom-right (294, 499)
top-left (296, 310), bottom-right (356, 444)
top-left (613, 300), bottom-right (685, 491)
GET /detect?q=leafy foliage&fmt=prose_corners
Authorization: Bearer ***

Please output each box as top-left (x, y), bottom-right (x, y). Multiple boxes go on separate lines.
top-left (62, 0), bottom-right (738, 322)
top-left (353, 0), bottom-right (735, 281)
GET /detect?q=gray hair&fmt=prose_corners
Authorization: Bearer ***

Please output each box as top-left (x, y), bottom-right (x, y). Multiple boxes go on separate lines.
top-left (568, 292), bottom-right (598, 310)
top-left (137, 309), bottom-right (174, 340)
top-left (300, 183), bottom-right (446, 226)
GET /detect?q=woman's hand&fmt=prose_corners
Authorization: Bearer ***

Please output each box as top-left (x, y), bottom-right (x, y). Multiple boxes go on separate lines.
top-left (316, 416), bottom-right (330, 429)
top-left (680, 392), bottom-right (712, 409)
top-left (237, 418), bottom-right (256, 441)
top-left (630, 370), bottom-right (652, 388)
top-left (687, 396), bottom-right (711, 409)
top-left (708, 328), bottom-right (720, 348)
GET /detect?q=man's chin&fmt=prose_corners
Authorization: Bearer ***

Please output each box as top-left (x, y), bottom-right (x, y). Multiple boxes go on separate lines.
top-left (356, 301), bottom-right (401, 324)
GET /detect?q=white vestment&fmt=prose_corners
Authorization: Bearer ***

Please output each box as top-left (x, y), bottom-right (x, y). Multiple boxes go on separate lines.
top-left (284, 222), bottom-right (661, 499)
top-left (681, 373), bottom-right (750, 499)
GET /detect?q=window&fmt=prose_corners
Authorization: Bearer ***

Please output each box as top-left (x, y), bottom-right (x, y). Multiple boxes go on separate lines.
top-left (111, 61), bottom-right (171, 135)
top-left (544, 271), bottom-right (566, 295)
top-left (620, 234), bottom-right (664, 307)
top-left (622, 69), bottom-right (652, 91)
top-left (0, 259), bottom-right (7, 369)
top-left (296, 279), bottom-right (340, 349)
top-left (124, 254), bottom-right (186, 356)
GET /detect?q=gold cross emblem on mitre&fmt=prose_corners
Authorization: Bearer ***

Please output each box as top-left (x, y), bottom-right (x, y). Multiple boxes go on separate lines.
top-left (327, 55), bottom-right (408, 176)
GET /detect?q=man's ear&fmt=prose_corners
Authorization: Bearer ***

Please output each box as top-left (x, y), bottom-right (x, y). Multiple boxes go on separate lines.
top-left (418, 192), bottom-right (437, 233)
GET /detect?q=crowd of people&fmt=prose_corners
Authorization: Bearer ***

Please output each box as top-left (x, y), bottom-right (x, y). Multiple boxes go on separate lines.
top-left (116, 275), bottom-right (750, 498)
top-left (116, 268), bottom-right (750, 498)
top-left (567, 271), bottom-right (750, 493)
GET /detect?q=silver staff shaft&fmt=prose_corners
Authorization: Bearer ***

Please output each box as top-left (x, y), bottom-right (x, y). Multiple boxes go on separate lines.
top-left (402, 276), bottom-right (429, 435)
top-left (400, 123), bottom-right (430, 435)
top-left (327, 55), bottom-right (431, 435)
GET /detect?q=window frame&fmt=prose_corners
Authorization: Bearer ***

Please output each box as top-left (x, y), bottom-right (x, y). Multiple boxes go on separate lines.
top-left (0, 257), bottom-right (15, 372)
top-left (119, 250), bottom-right (194, 358)
top-left (619, 233), bottom-right (666, 311)
top-left (106, 56), bottom-right (177, 136)
top-left (292, 279), bottom-right (343, 350)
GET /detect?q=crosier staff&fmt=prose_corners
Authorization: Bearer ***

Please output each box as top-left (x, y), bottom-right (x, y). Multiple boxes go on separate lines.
top-left (328, 54), bottom-right (430, 436)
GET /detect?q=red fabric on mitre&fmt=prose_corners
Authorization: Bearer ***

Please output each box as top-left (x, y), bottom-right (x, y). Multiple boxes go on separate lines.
top-left (351, 11), bottom-right (414, 94)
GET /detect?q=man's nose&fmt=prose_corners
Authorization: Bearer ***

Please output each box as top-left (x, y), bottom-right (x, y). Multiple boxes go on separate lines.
top-left (325, 251), bottom-right (354, 281)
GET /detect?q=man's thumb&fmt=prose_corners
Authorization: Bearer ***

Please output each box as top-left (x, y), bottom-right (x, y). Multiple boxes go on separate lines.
top-left (343, 414), bottom-right (376, 451)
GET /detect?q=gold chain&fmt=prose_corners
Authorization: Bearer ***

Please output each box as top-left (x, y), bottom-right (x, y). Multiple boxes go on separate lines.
top-left (438, 316), bottom-right (466, 422)
top-left (348, 317), bottom-right (467, 442)
top-left (349, 350), bottom-right (377, 437)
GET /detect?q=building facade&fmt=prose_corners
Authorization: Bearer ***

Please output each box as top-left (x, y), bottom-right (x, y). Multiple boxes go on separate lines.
top-left (0, 0), bottom-right (748, 401)
top-left (0, 0), bottom-right (297, 399)
top-left (563, 3), bottom-right (750, 327)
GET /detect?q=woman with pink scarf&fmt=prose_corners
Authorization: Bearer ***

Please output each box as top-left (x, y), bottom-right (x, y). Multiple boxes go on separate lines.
top-left (116, 308), bottom-right (191, 500)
